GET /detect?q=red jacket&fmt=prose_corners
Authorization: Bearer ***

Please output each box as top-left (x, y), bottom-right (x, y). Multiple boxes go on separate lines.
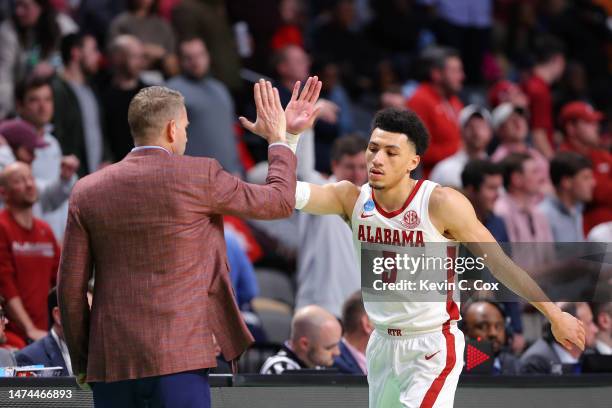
top-left (406, 83), bottom-right (463, 176)
top-left (560, 142), bottom-right (612, 233)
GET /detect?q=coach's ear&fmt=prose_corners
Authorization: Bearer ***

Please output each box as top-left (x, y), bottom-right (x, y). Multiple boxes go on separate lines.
top-left (166, 119), bottom-right (177, 143)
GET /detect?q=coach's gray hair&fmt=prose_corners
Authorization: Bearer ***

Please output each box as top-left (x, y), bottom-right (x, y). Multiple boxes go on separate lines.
top-left (128, 86), bottom-right (185, 142)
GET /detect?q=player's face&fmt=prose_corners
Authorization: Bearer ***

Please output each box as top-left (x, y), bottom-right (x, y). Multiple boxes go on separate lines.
top-left (366, 128), bottom-right (419, 190)
top-left (307, 320), bottom-right (342, 367)
top-left (577, 303), bottom-right (598, 348)
top-left (331, 152), bottom-right (367, 185)
top-left (477, 174), bottom-right (502, 213)
top-left (463, 116), bottom-right (492, 152)
top-left (18, 85), bottom-right (54, 128)
top-left (465, 303), bottom-right (506, 355)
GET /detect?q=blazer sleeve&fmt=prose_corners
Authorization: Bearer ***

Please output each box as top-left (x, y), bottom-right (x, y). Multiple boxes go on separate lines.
top-left (209, 144), bottom-right (296, 219)
top-left (57, 189), bottom-right (93, 376)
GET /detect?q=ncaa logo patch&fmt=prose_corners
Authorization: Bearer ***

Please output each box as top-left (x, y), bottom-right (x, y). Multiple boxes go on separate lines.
top-left (401, 210), bottom-right (420, 229)
top-left (364, 200), bottom-right (375, 211)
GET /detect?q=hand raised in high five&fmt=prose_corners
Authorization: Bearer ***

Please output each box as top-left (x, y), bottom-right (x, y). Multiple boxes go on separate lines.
top-left (239, 79), bottom-right (287, 144)
top-left (285, 76), bottom-right (323, 135)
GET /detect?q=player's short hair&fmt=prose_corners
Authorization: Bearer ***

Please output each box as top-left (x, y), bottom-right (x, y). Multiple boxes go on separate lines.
top-left (461, 159), bottom-right (503, 191)
top-left (533, 35), bottom-right (565, 65)
top-left (342, 291), bottom-right (366, 335)
top-left (549, 152), bottom-right (591, 188)
top-left (371, 108), bottom-right (430, 155)
top-left (15, 74), bottom-right (52, 103)
top-left (127, 86), bottom-right (184, 141)
top-left (500, 152), bottom-right (532, 190)
top-left (331, 134), bottom-right (367, 163)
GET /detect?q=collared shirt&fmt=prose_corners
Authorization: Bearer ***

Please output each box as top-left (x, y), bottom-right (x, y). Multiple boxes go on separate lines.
top-left (595, 339), bottom-right (612, 355)
top-left (494, 193), bottom-right (553, 243)
top-left (131, 145), bottom-right (171, 154)
top-left (50, 327), bottom-right (73, 375)
top-left (552, 342), bottom-right (579, 364)
top-left (342, 338), bottom-right (367, 374)
top-left (538, 195), bottom-right (584, 242)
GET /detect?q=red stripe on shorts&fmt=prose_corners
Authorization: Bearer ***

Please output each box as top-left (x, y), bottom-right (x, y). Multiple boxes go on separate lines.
top-left (419, 245), bottom-right (459, 407)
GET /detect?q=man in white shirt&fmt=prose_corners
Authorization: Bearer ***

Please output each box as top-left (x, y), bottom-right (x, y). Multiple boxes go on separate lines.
top-left (430, 105), bottom-right (492, 188)
top-left (15, 287), bottom-right (72, 376)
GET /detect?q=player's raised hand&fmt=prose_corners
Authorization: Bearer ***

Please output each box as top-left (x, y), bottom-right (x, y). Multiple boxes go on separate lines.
top-left (551, 311), bottom-right (586, 351)
top-left (239, 79), bottom-right (287, 144)
top-left (285, 76), bottom-right (323, 135)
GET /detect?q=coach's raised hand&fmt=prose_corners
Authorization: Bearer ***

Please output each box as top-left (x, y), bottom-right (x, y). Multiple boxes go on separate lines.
top-left (239, 79), bottom-right (287, 144)
top-left (285, 76), bottom-right (323, 135)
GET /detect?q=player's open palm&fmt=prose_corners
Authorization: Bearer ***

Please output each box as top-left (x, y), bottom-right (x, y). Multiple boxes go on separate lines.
top-left (285, 76), bottom-right (323, 135)
top-left (551, 311), bottom-right (586, 351)
top-left (239, 79), bottom-right (286, 144)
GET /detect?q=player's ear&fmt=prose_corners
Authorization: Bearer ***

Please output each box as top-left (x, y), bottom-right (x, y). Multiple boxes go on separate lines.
top-left (408, 155), bottom-right (420, 173)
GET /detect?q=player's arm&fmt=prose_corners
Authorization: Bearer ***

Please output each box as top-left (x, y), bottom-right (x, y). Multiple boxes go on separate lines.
top-left (297, 180), bottom-right (361, 218)
top-left (430, 186), bottom-right (586, 351)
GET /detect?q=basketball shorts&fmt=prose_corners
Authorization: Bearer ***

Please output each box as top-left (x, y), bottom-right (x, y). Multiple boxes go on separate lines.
top-left (366, 322), bottom-right (465, 408)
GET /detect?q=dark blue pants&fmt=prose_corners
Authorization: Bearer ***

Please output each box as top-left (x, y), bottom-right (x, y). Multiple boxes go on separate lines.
top-left (91, 369), bottom-right (210, 408)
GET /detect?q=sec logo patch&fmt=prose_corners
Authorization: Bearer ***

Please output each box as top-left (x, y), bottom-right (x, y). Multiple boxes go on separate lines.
top-left (401, 210), bottom-right (420, 229)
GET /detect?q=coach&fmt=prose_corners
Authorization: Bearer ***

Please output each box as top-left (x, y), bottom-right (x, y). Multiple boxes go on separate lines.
top-left (58, 80), bottom-right (304, 407)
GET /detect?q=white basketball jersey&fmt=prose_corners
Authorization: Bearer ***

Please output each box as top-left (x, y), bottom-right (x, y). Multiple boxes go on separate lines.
top-left (351, 179), bottom-right (461, 334)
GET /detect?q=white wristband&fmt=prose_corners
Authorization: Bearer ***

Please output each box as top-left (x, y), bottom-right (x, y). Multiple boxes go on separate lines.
top-left (295, 181), bottom-right (311, 210)
top-left (286, 131), bottom-right (300, 154)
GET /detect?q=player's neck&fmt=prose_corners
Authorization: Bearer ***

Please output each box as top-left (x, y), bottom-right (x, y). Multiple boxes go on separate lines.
top-left (372, 177), bottom-right (417, 213)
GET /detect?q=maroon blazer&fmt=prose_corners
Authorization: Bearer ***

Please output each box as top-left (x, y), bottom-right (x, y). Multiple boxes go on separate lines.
top-left (58, 145), bottom-right (296, 382)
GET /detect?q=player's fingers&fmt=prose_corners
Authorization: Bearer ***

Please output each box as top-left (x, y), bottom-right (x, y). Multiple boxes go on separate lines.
top-left (305, 76), bottom-right (319, 102)
top-left (290, 80), bottom-right (300, 103)
top-left (273, 87), bottom-right (282, 111)
top-left (299, 77), bottom-right (313, 101)
top-left (309, 79), bottom-right (323, 104)
top-left (238, 116), bottom-right (256, 133)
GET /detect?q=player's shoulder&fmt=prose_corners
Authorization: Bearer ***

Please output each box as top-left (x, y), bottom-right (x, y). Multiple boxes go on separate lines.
top-left (428, 183), bottom-right (471, 214)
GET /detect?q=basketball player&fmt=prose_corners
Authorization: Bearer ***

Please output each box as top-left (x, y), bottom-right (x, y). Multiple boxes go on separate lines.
top-left (275, 79), bottom-right (586, 408)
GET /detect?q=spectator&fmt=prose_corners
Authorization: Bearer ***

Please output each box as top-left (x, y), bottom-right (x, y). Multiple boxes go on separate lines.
top-left (0, 162), bottom-right (59, 345)
top-left (490, 102), bottom-right (552, 196)
top-left (593, 302), bottom-right (612, 355)
top-left (295, 135), bottom-right (367, 317)
top-left (0, 119), bottom-right (76, 224)
top-left (0, 0), bottom-right (61, 119)
top-left (0, 299), bottom-right (17, 365)
top-left (260, 305), bottom-right (341, 374)
top-left (310, 0), bottom-right (379, 99)
top-left (171, 0), bottom-right (242, 92)
top-left (495, 153), bottom-right (554, 242)
top-left (462, 300), bottom-right (520, 375)
top-left (52, 32), bottom-right (111, 176)
top-left (108, 0), bottom-right (178, 79)
top-left (539, 152), bottom-right (595, 242)
top-left (520, 302), bottom-right (598, 374)
top-left (521, 35), bottom-right (566, 159)
top-left (99, 35), bottom-right (147, 161)
top-left (333, 291), bottom-right (372, 374)
top-left (15, 287), bottom-right (71, 375)
top-left (225, 230), bottom-right (258, 310)
top-left (558, 101), bottom-right (611, 234)
top-left (430, 105), bottom-right (492, 188)
top-left (166, 37), bottom-right (242, 175)
top-left (461, 159), bottom-right (508, 242)
top-left (15, 75), bottom-right (79, 240)
top-left (406, 46), bottom-right (464, 177)
top-left (487, 80), bottom-right (528, 110)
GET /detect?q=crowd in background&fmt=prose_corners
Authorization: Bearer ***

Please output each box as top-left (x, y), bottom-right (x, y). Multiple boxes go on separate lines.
top-left (0, 0), bottom-right (611, 376)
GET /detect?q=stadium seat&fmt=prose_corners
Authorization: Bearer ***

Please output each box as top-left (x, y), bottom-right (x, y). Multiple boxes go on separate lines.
top-left (254, 268), bottom-right (295, 307)
top-left (252, 297), bottom-right (292, 344)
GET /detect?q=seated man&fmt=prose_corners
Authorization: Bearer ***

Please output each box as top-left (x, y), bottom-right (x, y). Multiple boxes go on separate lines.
top-left (461, 300), bottom-right (519, 375)
top-left (593, 302), bottom-right (612, 355)
top-left (333, 291), bottom-right (372, 374)
top-left (520, 302), bottom-right (598, 374)
top-left (15, 287), bottom-right (70, 375)
top-left (260, 305), bottom-right (341, 374)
